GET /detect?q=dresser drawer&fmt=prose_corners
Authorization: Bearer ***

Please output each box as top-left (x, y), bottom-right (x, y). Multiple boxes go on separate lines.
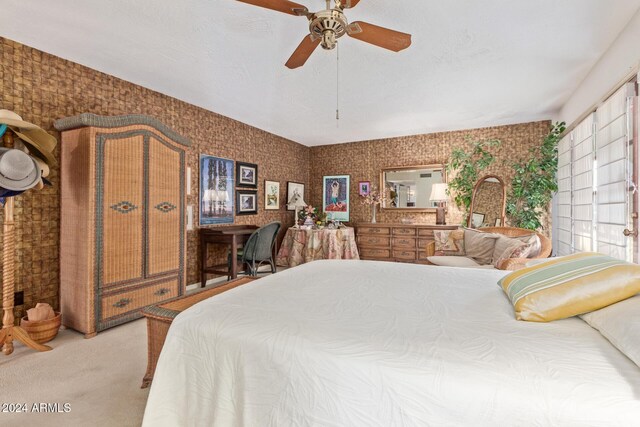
top-left (358, 236), bottom-right (390, 247)
top-left (393, 249), bottom-right (417, 260)
top-left (392, 227), bottom-right (417, 236)
top-left (418, 229), bottom-right (435, 237)
top-left (392, 237), bottom-right (416, 248)
top-left (360, 248), bottom-right (391, 259)
top-left (418, 238), bottom-right (435, 249)
top-left (358, 227), bottom-right (390, 235)
top-left (101, 279), bottom-right (180, 320)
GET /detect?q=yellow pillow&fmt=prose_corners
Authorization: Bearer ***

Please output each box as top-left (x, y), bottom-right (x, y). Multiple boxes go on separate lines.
top-left (498, 252), bottom-right (640, 322)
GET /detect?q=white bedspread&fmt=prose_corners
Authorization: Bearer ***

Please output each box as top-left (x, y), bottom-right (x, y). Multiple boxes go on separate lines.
top-left (143, 260), bottom-right (640, 426)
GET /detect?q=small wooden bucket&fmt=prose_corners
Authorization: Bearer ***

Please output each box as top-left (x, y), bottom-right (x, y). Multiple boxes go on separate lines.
top-left (20, 312), bottom-right (62, 344)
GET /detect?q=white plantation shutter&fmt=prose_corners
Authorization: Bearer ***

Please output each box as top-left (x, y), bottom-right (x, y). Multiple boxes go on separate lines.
top-left (553, 81), bottom-right (636, 262)
top-left (595, 84), bottom-right (634, 261)
top-left (556, 133), bottom-right (573, 255)
top-left (572, 114), bottom-right (596, 253)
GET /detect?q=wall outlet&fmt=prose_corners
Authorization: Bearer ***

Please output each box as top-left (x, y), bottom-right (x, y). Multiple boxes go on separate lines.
top-left (14, 291), bottom-right (24, 306)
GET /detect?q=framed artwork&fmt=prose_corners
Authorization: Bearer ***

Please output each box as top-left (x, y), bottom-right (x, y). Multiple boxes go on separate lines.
top-left (199, 155), bottom-right (234, 225)
top-left (286, 181), bottom-right (305, 211)
top-left (323, 175), bottom-right (350, 221)
top-left (358, 181), bottom-right (371, 196)
top-left (236, 162), bottom-right (258, 188)
top-left (264, 180), bottom-right (280, 210)
top-left (472, 212), bottom-right (485, 228)
top-left (236, 190), bottom-right (258, 215)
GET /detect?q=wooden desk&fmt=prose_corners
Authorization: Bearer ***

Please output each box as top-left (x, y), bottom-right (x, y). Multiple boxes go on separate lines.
top-left (141, 276), bottom-right (256, 388)
top-left (200, 226), bottom-right (258, 287)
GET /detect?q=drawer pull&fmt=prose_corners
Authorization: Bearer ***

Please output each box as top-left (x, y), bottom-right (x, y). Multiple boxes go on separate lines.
top-left (154, 288), bottom-right (170, 296)
top-left (113, 298), bottom-right (131, 308)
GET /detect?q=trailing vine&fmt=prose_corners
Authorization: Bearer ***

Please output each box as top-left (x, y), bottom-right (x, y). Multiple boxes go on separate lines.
top-left (446, 138), bottom-right (501, 224)
top-left (506, 122), bottom-right (566, 230)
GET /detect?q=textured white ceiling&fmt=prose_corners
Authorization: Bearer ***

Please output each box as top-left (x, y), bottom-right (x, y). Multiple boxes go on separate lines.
top-left (2, 0), bottom-right (640, 146)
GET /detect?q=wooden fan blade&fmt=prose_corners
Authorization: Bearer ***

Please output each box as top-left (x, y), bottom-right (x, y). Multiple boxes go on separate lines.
top-left (285, 35), bottom-right (321, 69)
top-left (236, 0), bottom-right (308, 16)
top-left (347, 21), bottom-right (412, 52)
top-left (342, 0), bottom-right (361, 8)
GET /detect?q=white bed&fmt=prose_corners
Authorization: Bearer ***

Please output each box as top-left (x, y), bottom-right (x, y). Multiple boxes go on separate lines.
top-left (143, 260), bottom-right (640, 426)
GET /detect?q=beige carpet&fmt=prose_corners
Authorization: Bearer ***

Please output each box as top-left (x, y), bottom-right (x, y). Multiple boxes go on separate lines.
top-left (0, 319), bottom-right (149, 427)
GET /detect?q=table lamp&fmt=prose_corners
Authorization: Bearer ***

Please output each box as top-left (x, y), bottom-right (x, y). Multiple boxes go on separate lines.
top-left (429, 183), bottom-right (448, 225)
top-left (287, 192), bottom-right (307, 228)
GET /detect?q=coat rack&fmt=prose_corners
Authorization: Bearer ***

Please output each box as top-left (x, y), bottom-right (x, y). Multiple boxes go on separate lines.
top-left (0, 132), bottom-right (51, 354)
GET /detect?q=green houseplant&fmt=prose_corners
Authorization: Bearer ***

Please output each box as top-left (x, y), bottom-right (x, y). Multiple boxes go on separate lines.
top-left (506, 122), bottom-right (566, 230)
top-left (446, 138), bottom-right (501, 224)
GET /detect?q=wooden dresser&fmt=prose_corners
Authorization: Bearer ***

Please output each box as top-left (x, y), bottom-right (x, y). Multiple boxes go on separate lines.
top-left (355, 223), bottom-right (458, 263)
top-left (55, 114), bottom-right (190, 337)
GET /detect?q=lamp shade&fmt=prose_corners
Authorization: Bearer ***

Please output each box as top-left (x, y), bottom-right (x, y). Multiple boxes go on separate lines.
top-left (429, 183), bottom-right (449, 202)
top-left (287, 192), bottom-right (307, 209)
top-left (218, 190), bottom-right (230, 202)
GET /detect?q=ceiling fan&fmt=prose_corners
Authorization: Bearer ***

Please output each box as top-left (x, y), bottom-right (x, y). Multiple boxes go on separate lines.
top-left (237, 0), bottom-right (412, 69)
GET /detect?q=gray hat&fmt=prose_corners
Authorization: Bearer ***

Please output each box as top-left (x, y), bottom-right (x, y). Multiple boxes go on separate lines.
top-left (0, 148), bottom-right (42, 191)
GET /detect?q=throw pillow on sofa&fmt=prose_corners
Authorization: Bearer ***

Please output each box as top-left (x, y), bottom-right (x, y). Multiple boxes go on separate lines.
top-left (433, 229), bottom-right (465, 256)
top-left (464, 228), bottom-right (500, 265)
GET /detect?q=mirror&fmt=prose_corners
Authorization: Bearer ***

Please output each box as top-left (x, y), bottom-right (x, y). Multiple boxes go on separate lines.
top-left (381, 165), bottom-right (446, 211)
top-left (468, 175), bottom-right (506, 228)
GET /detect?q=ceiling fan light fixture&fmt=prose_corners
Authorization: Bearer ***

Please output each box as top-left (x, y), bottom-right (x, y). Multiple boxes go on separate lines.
top-left (321, 30), bottom-right (337, 50)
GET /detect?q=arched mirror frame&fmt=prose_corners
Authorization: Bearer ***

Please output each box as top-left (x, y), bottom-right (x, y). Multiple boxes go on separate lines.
top-left (467, 175), bottom-right (507, 228)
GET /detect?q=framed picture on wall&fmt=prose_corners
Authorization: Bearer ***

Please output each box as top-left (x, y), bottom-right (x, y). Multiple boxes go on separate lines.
top-left (286, 182), bottom-right (305, 211)
top-left (323, 175), bottom-right (350, 222)
top-left (236, 190), bottom-right (258, 215)
top-left (264, 180), bottom-right (280, 210)
top-left (236, 162), bottom-right (258, 188)
top-left (199, 155), bottom-right (234, 225)
top-left (358, 181), bottom-right (371, 196)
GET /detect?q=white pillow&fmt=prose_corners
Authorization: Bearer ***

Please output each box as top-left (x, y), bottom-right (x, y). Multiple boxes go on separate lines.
top-left (580, 294), bottom-right (640, 368)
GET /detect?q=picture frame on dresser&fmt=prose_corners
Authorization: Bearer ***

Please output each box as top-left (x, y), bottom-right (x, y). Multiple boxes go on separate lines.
top-left (200, 155), bottom-right (234, 225)
top-left (323, 175), bottom-right (350, 222)
top-left (236, 162), bottom-right (258, 188)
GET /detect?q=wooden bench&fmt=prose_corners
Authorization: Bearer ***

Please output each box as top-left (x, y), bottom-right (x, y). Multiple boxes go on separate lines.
top-left (141, 276), bottom-right (256, 388)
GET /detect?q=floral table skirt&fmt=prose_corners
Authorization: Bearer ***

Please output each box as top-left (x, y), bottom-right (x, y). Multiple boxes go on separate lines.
top-left (276, 227), bottom-right (360, 267)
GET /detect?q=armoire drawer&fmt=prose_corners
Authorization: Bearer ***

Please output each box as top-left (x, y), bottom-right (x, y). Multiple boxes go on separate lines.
top-left (418, 229), bottom-right (435, 237)
top-left (358, 236), bottom-right (391, 247)
top-left (101, 279), bottom-right (180, 320)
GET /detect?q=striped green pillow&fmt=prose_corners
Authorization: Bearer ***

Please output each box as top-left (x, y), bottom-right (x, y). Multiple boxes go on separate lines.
top-left (499, 252), bottom-right (640, 322)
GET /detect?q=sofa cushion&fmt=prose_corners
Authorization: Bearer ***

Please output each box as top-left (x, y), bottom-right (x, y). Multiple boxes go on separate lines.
top-left (492, 236), bottom-right (530, 268)
top-left (427, 256), bottom-right (487, 268)
top-left (464, 228), bottom-right (500, 265)
top-left (433, 229), bottom-right (465, 256)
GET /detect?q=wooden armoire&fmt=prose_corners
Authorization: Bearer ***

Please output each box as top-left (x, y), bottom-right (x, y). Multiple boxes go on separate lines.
top-left (55, 114), bottom-right (189, 337)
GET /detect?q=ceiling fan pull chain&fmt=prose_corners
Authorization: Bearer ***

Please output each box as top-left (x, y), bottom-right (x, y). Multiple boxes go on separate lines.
top-left (336, 42), bottom-right (340, 124)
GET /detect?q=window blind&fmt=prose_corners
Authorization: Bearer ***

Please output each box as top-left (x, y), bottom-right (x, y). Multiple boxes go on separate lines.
top-left (556, 133), bottom-right (573, 255)
top-left (572, 114), bottom-right (595, 253)
top-left (595, 84), bottom-right (633, 261)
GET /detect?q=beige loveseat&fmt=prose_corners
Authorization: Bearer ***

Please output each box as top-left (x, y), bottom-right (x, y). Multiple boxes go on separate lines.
top-left (427, 226), bottom-right (552, 270)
